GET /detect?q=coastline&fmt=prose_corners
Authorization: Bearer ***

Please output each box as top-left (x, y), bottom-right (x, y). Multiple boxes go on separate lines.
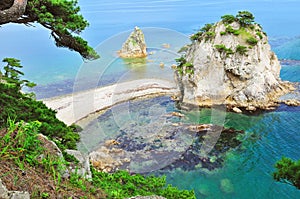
top-left (42, 78), bottom-right (179, 126)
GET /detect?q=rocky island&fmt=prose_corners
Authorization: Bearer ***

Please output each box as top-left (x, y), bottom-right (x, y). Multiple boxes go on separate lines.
top-left (174, 11), bottom-right (297, 112)
top-left (118, 26), bottom-right (148, 58)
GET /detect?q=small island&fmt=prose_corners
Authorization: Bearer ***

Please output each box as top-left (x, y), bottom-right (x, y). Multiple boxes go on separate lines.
top-left (118, 26), bottom-right (148, 58)
top-left (174, 11), bottom-right (297, 113)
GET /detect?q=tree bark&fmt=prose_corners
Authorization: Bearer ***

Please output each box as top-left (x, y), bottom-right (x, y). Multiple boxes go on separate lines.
top-left (0, 0), bottom-right (28, 25)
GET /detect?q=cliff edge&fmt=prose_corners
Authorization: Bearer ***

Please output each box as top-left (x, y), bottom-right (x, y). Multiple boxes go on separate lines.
top-left (174, 11), bottom-right (295, 112)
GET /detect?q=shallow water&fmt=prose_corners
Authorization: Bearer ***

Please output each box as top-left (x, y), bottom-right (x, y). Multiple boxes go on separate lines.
top-left (1, 0), bottom-right (300, 198)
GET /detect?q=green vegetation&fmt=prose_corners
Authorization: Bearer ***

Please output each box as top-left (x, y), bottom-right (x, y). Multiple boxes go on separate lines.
top-left (215, 44), bottom-right (234, 57)
top-left (1, 58), bottom-right (36, 90)
top-left (221, 11), bottom-right (255, 27)
top-left (190, 23), bottom-right (215, 42)
top-left (92, 169), bottom-right (195, 199)
top-left (0, 59), bottom-right (79, 150)
top-left (246, 37), bottom-right (258, 46)
top-left (175, 56), bottom-right (194, 77)
top-left (221, 14), bottom-right (236, 24)
top-left (235, 45), bottom-right (248, 55)
top-left (273, 157), bottom-right (300, 189)
top-left (236, 11), bottom-right (255, 27)
top-left (220, 31), bottom-right (227, 36)
top-left (256, 31), bottom-right (263, 39)
top-left (0, 119), bottom-right (195, 198)
top-left (0, 0), bottom-right (99, 60)
top-left (0, 119), bottom-right (105, 198)
top-left (200, 23), bottom-right (214, 32)
top-left (0, 82), bottom-right (80, 150)
top-left (225, 25), bottom-right (240, 35)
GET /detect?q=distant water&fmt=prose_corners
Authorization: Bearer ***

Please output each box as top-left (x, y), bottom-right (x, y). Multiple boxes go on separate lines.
top-left (1, 0), bottom-right (300, 198)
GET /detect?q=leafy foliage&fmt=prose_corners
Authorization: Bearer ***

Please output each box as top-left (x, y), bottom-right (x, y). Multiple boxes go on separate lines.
top-left (221, 14), bottom-right (236, 24)
top-left (91, 168), bottom-right (196, 199)
top-left (273, 157), bottom-right (300, 189)
top-left (1, 58), bottom-right (36, 90)
top-left (0, 82), bottom-right (79, 150)
top-left (235, 45), bottom-right (248, 55)
top-left (190, 23), bottom-right (215, 42)
top-left (200, 23), bottom-right (214, 32)
top-left (0, 119), bottom-right (106, 198)
top-left (175, 56), bottom-right (194, 77)
top-left (0, 120), bottom-right (43, 167)
top-left (246, 37), bottom-right (258, 46)
top-left (215, 44), bottom-right (234, 57)
top-left (225, 25), bottom-right (240, 35)
top-left (236, 11), bottom-right (255, 27)
top-left (1, 0), bottom-right (99, 60)
top-left (256, 31), bottom-right (263, 39)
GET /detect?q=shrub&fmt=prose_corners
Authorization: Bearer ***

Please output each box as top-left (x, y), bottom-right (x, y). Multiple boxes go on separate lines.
top-left (220, 31), bottom-right (227, 36)
top-left (215, 44), bottom-right (233, 57)
top-left (225, 25), bottom-right (240, 35)
top-left (246, 37), bottom-right (258, 46)
top-left (235, 45), bottom-right (248, 55)
top-left (205, 31), bottom-right (216, 41)
top-left (221, 14), bottom-right (236, 24)
top-left (0, 83), bottom-right (79, 150)
top-left (215, 44), bottom-right (227, 52)
top-left (236, 11), bottom-right (255, 27)
top-left (190, 32), bottom-right (203, 41)
top-left (200, 23), bottom-right (214, 32)
top-left (175, 57), bottom-right (194, 77)
top-left (273, 157), bottom-right (300, 189)
top-left (256, 32), bottom-right (263, 39)
top-left (91, 168), bottom-right (196, 198)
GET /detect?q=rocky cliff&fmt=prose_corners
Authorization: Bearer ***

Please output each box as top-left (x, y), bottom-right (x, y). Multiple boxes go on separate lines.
top-left (174, 11), bottom-right (295, 112)
top-left (119, 26), bottom-right (147, 58)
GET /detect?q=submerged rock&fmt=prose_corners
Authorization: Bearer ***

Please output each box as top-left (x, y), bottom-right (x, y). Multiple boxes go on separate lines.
top-left (220, 178), bottom-right (234, 194)
top-left (119, 26), bottom-right (147, 58)
top-left (89, 118), bottom-right (244, 173)
top-left (174, 12), bottom-right (296, 111)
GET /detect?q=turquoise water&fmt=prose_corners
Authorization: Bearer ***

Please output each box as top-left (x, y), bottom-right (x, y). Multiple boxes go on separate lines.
top-left (1, 0), bottom-right (300, 198)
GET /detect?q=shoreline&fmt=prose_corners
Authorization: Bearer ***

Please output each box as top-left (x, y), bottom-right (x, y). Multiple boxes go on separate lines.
top-left (42, 78), bottom-right (179, 126)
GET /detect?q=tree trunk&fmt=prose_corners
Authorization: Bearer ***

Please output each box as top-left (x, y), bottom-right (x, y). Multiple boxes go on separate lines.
top-left (0, 0), bottom-right (28, 25)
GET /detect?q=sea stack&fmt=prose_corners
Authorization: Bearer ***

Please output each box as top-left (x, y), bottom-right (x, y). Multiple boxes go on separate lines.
top-left (174, 11), bottom-right (295, 111)
top-left (119, 26), bottom-right (147, 58)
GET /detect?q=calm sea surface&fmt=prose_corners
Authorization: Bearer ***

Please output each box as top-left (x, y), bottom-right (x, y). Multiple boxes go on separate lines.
top-left (1, 0), bottom-right (300, 198)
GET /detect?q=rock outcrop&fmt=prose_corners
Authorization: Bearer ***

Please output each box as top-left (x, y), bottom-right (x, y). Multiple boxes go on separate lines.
top-left (0, 178), bottom-right (30, 199)
top-left (119, 26), bottom-right (147, 58)
top-left (174, 12), bottom-right (295, 111)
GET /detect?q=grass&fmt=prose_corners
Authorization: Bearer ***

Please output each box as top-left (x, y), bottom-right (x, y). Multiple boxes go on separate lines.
top-left (0, 119), bottom-right (196, 198)
top-left (0, 120), bottom-right (106, 198)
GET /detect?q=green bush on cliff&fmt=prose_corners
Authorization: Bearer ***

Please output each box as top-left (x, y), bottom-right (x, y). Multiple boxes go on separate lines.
top-left (221, 14), bottom-right (236, 24)
top-left (246, 37), bottom-right (258, 46)
top-left (215, 44), bottom-right (234, 57)
top-left (0, 58), bottom-right (79, 150)
top-left (236, 45), bottom-right (248, 55)
top-left (0, 82), bottom-right (79, 150)
top-left (190, 23), bottom-right (215, 42)
top-left (92, 168), bottom-right (196, 199)
top-left (236, 11), bottom-right (255, 27)
top-left (273, 157), bottom-right (300, 189)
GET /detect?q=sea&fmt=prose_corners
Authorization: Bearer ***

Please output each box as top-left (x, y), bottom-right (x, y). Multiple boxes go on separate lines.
top-left (0, 0), bottom-right (300, 198)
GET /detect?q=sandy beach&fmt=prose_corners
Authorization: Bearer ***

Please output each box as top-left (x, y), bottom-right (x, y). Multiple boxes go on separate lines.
top-left (42, 79), bottom-right (178, 126)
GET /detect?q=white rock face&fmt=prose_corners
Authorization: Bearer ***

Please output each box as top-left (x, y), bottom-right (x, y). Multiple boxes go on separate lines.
top-left (119, 26), bottom-right (147, 58)
top-left (175, 21), bottom-right (294, 110)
